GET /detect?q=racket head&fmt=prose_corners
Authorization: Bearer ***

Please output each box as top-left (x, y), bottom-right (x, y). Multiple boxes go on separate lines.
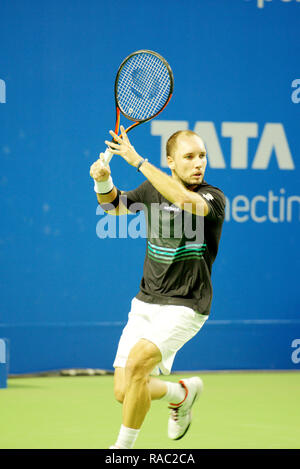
top-left (114, 50), bottom-right (174, 124)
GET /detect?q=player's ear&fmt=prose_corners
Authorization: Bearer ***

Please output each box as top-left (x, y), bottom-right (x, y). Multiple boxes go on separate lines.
top-left (167, 155), bottom-right (175, 171)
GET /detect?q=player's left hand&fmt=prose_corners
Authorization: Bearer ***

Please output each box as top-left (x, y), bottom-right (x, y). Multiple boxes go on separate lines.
top-left (105, 126), bottom-right (144, 168)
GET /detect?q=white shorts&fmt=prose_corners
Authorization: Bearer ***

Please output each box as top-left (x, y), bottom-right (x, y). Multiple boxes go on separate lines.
top-left (113, 297), bottom-right (208, 376)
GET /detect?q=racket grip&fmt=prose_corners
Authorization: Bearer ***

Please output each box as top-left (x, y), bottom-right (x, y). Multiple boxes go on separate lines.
top-left (100, 148), bottom-right (113, 166)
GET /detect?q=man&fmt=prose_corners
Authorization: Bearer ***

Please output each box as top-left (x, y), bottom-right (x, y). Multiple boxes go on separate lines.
top-left (90, 127), bottom-right (225, 449)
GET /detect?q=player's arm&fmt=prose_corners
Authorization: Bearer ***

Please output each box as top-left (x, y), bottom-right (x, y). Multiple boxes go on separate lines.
top-left (138, 160), bottom-right (209, 216)
top-left (89, 156), bottom-right (129, 215)
top-left (106, 127), bottom-right (209, 217)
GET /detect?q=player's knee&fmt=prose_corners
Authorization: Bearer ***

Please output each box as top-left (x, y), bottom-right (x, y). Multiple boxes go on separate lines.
top-left (125, 340), bottom-right (161, 382)
top-left (113, 368), bottom-right (126, 403)
top-left (125, 357), bottom-right (148, 383)
top-left (114, 385), bottom-right (125, 403)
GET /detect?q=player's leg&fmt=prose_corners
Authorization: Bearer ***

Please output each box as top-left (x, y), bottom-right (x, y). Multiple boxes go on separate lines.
top-left (144, 304), bottom-right (208, 441)
top-left (110, 298), bottom-right (207, 447)
top-left (111, 338), bottom-right (162, 449)
top-left (112, 341), bottom-right (190, 449)
top-left (113, 367), bottom-right (126, 403)
top-left (122, 338), bottom-right (161, 428)
top-left (114, 368), bottom-right (186, 403)
top-left (114, 368), bottom-right (171, 402)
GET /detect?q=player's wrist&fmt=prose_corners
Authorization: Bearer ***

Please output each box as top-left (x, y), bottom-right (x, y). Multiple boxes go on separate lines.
top-left (136, 158), bottom-right (148, 172)
top-left (94, 175), bottom-right (114, 194)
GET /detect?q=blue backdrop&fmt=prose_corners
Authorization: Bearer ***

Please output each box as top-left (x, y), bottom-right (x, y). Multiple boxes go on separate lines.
top-left (0, 0), bottom-right (299, 374)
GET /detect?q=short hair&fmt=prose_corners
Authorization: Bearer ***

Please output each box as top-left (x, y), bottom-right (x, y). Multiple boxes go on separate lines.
top-left (166, 130), bottom-right (203, 157)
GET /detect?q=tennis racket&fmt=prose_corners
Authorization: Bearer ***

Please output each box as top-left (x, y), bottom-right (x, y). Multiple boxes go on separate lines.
top-left (100, 49), bottom-right (174, 166)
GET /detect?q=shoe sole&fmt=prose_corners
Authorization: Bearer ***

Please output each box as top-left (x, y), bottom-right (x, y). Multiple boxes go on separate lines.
top-left (172, 378), bottom-right (203, 441)
top-left (173, 422), bottom-right (191, 441)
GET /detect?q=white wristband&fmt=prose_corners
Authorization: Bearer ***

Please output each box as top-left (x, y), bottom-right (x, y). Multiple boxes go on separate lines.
top-left (94, 176), bottom-right (114, 194)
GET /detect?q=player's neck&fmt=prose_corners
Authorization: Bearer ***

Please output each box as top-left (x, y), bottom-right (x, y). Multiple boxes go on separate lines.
top-left (186, 184), bottom-right (200, 191)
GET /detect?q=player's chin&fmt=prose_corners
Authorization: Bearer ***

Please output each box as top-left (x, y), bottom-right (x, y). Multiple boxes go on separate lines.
top-left (190, 175), bottom-right (203, 184)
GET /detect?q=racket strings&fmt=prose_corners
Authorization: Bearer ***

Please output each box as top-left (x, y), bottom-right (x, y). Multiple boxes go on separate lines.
top-left (124, 56), bottom-right (169, 117)
top-left (117, 52), bottom-right (171, 121)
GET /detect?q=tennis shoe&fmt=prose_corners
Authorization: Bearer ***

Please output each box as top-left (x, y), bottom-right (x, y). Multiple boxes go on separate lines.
top-left (167, 377), bottom-right (203, 440)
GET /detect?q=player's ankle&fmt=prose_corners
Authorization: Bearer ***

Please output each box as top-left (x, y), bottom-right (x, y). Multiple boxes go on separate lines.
top-left (115, 424), bottom-right (140, 449)
top-left (161, 381), bottom-right (186, 405)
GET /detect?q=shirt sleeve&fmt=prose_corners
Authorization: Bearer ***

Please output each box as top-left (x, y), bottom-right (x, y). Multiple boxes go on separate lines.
top-left (198, 186), bottom-right (226, 221)
top-left (120, 181), bottom-right (149, 213)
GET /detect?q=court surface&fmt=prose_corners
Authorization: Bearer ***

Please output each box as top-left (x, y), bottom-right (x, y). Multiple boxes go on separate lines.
top-left (1, 371), bottom-right (299, 449)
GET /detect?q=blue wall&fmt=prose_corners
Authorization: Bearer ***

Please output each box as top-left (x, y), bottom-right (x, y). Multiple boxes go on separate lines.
top-left (0, 0), bottom-right (299, 373)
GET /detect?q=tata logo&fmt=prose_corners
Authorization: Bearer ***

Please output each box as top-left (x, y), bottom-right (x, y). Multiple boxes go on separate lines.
top-left (0, 79), bottom-right (6, 104)
top-left (151, 121), bottom-right (295, 170)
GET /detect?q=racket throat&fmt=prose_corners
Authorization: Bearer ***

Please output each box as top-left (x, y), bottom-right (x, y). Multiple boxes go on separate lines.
top-left (114, 107), bottom-right (121, 134)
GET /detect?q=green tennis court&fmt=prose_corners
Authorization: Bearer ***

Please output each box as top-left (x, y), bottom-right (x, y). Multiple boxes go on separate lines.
top-left (1, 371), bottom-right (299, 449)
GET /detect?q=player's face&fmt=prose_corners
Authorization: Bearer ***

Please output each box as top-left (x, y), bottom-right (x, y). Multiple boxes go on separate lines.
top-left (168, 135), bottom-right (207, 188)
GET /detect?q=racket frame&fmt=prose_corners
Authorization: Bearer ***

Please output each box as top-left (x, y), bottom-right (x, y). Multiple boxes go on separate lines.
top-left (102, 49), bottom-right (174, 165)
top-left (114, 49), bottom-right (174, 131)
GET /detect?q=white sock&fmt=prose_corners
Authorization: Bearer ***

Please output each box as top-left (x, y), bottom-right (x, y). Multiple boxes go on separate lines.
top-left (160, 381), bottom-right (186, 405)
top-left (114, 424), bottom-right (140, 449)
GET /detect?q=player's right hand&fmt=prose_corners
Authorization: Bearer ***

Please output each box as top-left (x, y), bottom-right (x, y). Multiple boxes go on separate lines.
top-left (89, 153), bottom-right (111, 182)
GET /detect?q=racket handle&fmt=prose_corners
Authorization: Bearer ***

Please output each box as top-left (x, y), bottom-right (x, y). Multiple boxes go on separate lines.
top-left (100, 148), bottom-right (113, 166)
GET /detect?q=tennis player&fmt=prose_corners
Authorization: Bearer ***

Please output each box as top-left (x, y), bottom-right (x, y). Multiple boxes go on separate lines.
top-left (90, 127), bottom-right (225, 449)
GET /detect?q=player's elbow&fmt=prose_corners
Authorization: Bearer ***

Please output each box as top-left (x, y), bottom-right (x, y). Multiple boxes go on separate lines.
top-left (176, 190), bottom-right (192, 211)
top-left (98, 200), bottom-right (129, 216)
top-left (179, 192), bottom-right (209, 216)
top-left (177, 191), bottom-right (195, 211)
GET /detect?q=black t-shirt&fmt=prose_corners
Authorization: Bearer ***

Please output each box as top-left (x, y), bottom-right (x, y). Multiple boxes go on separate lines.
top-left (120, 180), bottom-right (225, 315)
